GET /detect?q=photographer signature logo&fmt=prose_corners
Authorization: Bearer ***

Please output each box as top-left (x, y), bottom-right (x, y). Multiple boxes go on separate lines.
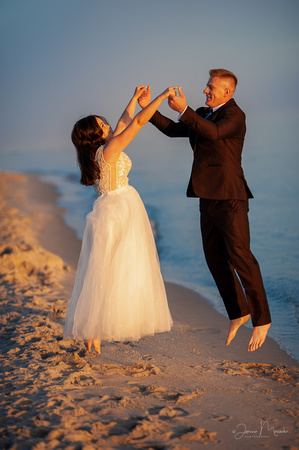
top-left (233, 421), bottom-right (288, 440)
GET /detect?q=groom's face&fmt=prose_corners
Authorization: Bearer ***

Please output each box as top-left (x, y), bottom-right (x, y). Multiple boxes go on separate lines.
top-left (203, 77), bottom-right (227, 108)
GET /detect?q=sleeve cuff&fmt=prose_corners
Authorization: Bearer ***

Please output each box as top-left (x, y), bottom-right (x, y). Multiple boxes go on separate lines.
top-left (177, 106), bottom-right (188, 121)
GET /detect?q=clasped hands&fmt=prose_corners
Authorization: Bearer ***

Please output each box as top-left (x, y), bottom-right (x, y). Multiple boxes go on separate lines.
top-left (138, 85), bottom-right (187, 114)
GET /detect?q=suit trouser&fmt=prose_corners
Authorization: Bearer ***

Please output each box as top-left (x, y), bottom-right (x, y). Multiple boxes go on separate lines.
top-left (199, 198), bottom-right (271, 327)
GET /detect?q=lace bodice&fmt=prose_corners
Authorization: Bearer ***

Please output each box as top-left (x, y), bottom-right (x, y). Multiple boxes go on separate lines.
top-left (93, 146), bottom-right (132, 195)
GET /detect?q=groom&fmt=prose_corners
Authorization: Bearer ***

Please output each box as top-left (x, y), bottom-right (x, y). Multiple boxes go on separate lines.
top-left (139, 69), bottom-right (271, 351)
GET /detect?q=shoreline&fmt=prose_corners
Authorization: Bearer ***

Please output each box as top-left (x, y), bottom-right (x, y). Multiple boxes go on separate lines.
top-left (36, 171), bottom-right (299, 364)
top-left (31, 168), bottom-right (299, 363)
top-left (0, 170), bottom-right (298, 449)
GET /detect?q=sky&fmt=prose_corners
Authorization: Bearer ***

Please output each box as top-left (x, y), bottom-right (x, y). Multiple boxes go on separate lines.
top-left (0, 0), bottom-right (299, 156)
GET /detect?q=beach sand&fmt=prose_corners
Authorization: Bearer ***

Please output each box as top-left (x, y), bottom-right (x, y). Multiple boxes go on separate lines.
top-left (0, 170), bottom-right (298, 449)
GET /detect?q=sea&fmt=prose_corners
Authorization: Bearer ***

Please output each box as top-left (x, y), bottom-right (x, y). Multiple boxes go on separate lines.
top-left (1, 113), bottom-right (298, 362)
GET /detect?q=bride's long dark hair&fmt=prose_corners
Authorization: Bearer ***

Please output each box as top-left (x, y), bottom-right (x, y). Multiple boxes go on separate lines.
top-left (71, 115), bottom-right (109, 186)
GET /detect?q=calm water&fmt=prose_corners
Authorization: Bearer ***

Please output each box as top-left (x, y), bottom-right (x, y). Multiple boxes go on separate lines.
top-left (1, 114), bottom-right (298, 361)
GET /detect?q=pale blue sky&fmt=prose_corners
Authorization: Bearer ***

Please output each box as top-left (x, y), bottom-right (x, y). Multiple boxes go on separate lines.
top-left (0, 0), bottom-right (298, 154)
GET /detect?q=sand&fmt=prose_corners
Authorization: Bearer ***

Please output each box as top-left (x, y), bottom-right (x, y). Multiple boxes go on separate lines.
top-left (0, 170), bottom-right (298, 450)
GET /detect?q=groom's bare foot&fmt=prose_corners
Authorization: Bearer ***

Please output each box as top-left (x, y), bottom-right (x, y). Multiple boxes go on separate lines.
top-left (248, 323), bottom-right (271, 352)
top-left (226, 314), bottom-right (250, 346)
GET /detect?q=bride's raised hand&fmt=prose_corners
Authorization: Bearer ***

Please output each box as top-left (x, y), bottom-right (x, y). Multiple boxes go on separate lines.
top-left (134, 86), bottom-right (147, 100)
top-left (138, 85), bottom-right (151, 108)
top-left (160, 86), bottom-right (180, 100)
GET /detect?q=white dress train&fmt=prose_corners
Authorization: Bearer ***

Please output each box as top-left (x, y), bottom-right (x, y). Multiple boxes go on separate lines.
top-left (64, 146), bottom-right (172, 342)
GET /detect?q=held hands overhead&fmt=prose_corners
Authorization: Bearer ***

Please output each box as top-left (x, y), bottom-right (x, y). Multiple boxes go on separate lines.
top-left (138, 86), bottom-right (151, 108)
top-left (138, 85), bottom-right (186, 112)
top-left (168, 86), bottom-right (187, 114)
top-left (133, 86), bottom-right (148, 99)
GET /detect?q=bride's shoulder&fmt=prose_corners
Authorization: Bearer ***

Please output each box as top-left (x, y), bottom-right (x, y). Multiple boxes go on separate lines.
top-left (95, 145), bottom-right (105, 162)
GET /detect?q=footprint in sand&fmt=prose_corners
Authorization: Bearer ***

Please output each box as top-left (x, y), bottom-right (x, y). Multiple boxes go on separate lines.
top-left (138, 385), bottom-right (167, 398)
top-left (211, 414), bottom-right (230, 421)
top-left (137, 385), bottom-right (204, 404)
top-left (217, 361), bottom-right (299, 385)
top-left (106, 414), bottom-right (199, 443)
top-left (192, 327), bottom-right (221, 334)
top-left (156, 406), bottom-right (189, 418)
top-left (142, 354), bottom-right (154, 361)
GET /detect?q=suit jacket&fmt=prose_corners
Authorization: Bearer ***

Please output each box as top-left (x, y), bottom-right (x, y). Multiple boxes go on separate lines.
top-left (150, 98), bottom-right (253, 200)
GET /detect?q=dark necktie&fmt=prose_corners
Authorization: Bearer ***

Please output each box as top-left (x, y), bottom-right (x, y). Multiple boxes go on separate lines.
top-left (205, 108), bottom-right (213, 119)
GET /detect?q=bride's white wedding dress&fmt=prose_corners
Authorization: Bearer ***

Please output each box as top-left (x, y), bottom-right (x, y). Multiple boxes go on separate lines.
top-left (64, 146), bottom-right (172, 342)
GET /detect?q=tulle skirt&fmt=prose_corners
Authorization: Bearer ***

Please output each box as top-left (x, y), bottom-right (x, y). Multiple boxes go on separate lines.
top-left (64, 186), bottom-right (172, 342)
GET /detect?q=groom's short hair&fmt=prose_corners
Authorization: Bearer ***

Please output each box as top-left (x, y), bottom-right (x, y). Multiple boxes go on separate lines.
top-left (209, 68), bottom-right (238, 89)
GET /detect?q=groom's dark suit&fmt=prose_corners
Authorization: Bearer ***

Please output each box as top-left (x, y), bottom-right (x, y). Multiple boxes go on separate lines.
top-left (150, 99), bottom-right (271, 326)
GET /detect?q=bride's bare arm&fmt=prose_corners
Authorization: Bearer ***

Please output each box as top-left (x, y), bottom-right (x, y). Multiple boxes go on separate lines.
top-left (104, 87), bottom-right (178, 164)
top-left (113, 86), bottom-right (146, 137)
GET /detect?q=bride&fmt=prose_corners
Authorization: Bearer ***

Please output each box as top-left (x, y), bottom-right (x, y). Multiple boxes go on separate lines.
top-left (64, 86), bottom-right (175, 353)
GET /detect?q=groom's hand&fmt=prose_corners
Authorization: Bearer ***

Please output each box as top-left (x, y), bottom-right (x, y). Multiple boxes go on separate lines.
top-left (168, 87), bottom-right (187, 113)
top-left (138, 85), bottom-right (151, 109)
